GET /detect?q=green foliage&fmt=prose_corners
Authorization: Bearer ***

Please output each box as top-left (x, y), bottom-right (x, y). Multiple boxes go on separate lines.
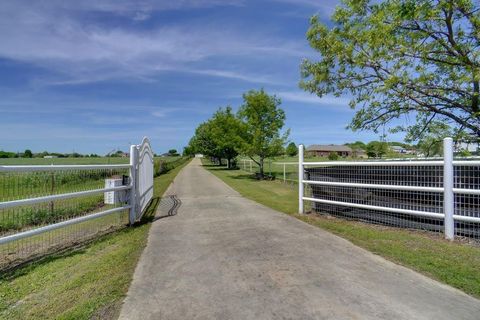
top-left (0, 151), bottom-right (15, 159)
top-left (328, 152), bottom-right (339, 160)
top-left (188, 106), bottom-right (244, 168)
top-left (366, 141), bottom-right (389, 158)
top-left (285, 142), bottom-right (298, 157)
top-left (345, 141), bottom-right (367, 150)
top-left (168, 149), bottom-right (179, 156)
top-left (413, 122), bottom-right (452, 157)
top-left (301, 0), bottom-right (480, 139)
top-left (23, 149), bottom-right (33, 158)
top-left (153, 157), bottom-right (189, 177)
top-left (238, 89), bottom-right (289, 176)
top-left (188, 89), bottom-right (289, 173)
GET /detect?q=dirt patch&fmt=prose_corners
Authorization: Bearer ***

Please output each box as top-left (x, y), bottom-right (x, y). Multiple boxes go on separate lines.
top-left (90, 300), bottom-right (124, 320)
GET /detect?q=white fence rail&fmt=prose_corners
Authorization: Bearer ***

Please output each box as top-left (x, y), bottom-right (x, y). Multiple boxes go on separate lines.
top-left (299, 138), bottom-right (480, 241)
top-left (0, 138), bottom-right (154, 269)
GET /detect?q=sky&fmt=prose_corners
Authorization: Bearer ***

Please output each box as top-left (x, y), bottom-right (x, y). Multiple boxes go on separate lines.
top-left (0, 0), bottom-right (403, 155)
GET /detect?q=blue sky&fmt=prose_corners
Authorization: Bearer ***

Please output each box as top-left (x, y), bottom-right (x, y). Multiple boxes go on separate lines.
top-left (0, 0), bottom-right (403, 154)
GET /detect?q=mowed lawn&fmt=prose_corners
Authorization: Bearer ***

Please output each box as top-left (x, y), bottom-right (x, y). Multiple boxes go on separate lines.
top-left (0, 159), bottom-right (191, 320)
top-left (204, 162), bottom-right (480, 299)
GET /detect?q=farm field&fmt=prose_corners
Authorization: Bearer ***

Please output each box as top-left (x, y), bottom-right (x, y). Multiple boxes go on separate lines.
top-left (0, 156), bottom-right (181, 165)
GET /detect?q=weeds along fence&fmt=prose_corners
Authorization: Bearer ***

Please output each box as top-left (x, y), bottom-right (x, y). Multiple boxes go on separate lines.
top-left (0, 137), bottom-right (154, 270)
top-left (298, 138), bottom-right (480, 241)
top-left (154, 157), bottom-right (189, 177)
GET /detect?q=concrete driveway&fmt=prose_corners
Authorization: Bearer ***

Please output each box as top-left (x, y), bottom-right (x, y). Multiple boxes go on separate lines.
top-left (119, 158), bottom-right (480, 320)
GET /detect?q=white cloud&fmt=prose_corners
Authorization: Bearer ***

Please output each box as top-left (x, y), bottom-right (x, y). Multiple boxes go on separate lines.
top-left (270, 0), bottom-right (339, 18)
top-left (0, 1), bottom-right (308, 85)
top-left (278, 91), bottom-right (350, 107)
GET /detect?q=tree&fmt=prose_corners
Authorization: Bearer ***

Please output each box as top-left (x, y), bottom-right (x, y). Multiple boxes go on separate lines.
top-left (188, 107), bottom-right (244, 168)
top-left (209, 106), bottom-right (245, 168)
top-left (24, 149), bottom-right (33, 158)
top-left (188, 122), bottom-right (217, 162)
top-left (238, 89), bottom-right (289, 178)
top-left (328, 152), bottom-right (339, 160)
top-left (285, 142), bottom-right (298, 157)
top-left (366, 141), bottom-right (389, 158)
top-left (168, 149), bottom-right (179, 156)
top-left (301, 0), bottom-right (480, 141)
top-left (413, 121), bottom-right (455, 157)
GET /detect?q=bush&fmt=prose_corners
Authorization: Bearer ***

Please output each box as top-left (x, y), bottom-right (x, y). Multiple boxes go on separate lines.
top-left (328, 152), bottom-right (339, 160)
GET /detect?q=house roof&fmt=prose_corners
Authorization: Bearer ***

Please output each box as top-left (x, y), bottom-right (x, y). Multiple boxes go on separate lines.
top-left (306, 144), bottom-right (352, 152)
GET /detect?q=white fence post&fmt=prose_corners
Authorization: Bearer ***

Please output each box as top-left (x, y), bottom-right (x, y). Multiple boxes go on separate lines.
top-left (283, 163), bottom-right (286, 183)
top-left (443, 137), bottom-right (454, 240)
top-left (129, 144), bottom-right (138, 225)
top-left (298, 144), bottom-right (304, 214)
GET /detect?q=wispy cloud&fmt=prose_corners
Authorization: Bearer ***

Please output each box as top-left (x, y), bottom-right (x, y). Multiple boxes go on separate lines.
top-left (270, 0), bottom-right (339, 18)
top-left (278, 91), bottom-right (350, 107)
top-left (0, 1), bottom-right (307, 86)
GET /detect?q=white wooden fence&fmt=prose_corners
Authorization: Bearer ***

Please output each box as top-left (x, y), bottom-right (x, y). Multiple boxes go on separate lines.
top-left (0, 137), bottom-right (154, 269)
top-left (299, 138), bottom-right (480, 241)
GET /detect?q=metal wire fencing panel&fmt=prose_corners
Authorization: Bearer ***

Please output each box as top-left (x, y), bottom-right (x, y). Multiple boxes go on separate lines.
top-left (299, 139), bottom-right (480, 242)
top-left (0, 166), bottom-right (131, 270)
top-left (454, 162), bottom-right (480, 241)
top-left (303, 164), bottom-right (445, 235)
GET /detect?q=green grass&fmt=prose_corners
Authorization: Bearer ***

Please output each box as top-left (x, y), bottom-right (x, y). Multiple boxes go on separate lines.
top-left (204, 161), bottom-right (480, 299)
top-left (0, 158), bottom-right (191, 320)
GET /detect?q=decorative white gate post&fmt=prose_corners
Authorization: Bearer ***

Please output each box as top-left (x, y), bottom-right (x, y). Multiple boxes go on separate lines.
top-left (443, 137), bottom-right (454, 240)
top-left (298, 144), bottom-right (304, 214)
top-left (129, 144), bottom-right (138, 225)
top-left (128, 137), bottom-right (154, 225)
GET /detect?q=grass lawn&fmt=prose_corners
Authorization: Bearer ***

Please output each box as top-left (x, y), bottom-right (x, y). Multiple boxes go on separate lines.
top-left (204, 162), bottom-right (480, 299)
top-left (0, 158), bottom-right (191, 320)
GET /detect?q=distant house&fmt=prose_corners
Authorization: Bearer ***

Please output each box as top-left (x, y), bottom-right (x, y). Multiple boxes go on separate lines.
top-left (43, 155), bottom-right (57, 159)
top-left (390, 145), bottom-right (407, 154)
top-left (195, 154), bottom-right (204, 158)
top-left (306, 145), bottom-right (353, 157)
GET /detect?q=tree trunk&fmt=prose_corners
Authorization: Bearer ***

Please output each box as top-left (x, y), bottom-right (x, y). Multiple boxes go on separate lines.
top-left (227, 158), bottom-right (231, 169)
top-left (259, 157), bottom-right (264, 178)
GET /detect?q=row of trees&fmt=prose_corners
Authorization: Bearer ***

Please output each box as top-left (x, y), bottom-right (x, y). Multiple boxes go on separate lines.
top-left (186, 89), bottom-right (289, 177)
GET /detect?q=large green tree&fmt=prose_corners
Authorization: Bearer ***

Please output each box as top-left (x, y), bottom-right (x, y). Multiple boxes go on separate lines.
top-left (366, 141), bottom-right (389, 158)
top-left (188, 107), bottom-right (244, 168)
top-left (209, 106), bottom-right (245, 168)
top-left (238, 89), bottom-right (289, 177)
top-left (23, 149), bottom-right (33, 158)
top-left (301, 0), bottom-right (480, 141)
top-left (285, 142), bottom-right (298, 156)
